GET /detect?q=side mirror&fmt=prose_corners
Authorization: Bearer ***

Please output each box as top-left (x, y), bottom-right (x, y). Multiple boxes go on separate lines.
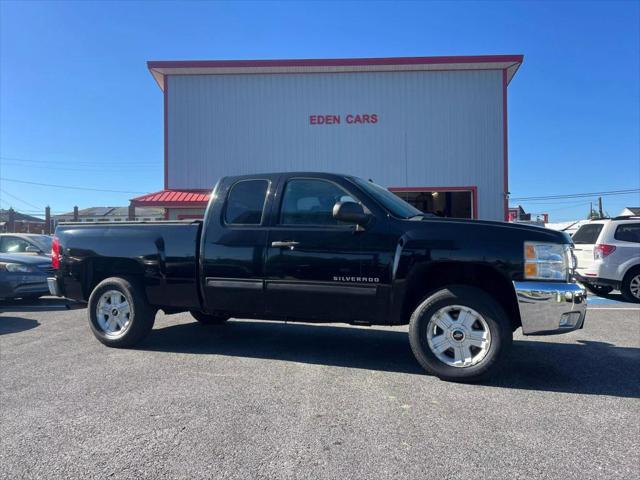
top-left (25, 246), bottom-right (41, 253)
top-left (333, 201), bottom-right (369, 226)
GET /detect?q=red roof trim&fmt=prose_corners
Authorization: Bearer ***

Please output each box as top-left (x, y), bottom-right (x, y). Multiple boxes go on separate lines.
top-left (130, 190), bottom-right (210, 208)
top-left (148, 55), bottom-right (523, 70)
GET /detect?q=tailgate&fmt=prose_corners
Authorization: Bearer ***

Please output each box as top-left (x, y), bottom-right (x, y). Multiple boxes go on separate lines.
top-left (573, 244), bottom-right (595, 272)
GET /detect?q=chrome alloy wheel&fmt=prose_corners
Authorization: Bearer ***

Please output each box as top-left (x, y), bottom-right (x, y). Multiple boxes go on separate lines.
top-left (426, 305), bottom-right (492, 368)
top-left (630, 274), bottom-right (640, 300)
top-left (96, 290), bottom-right (132, 337)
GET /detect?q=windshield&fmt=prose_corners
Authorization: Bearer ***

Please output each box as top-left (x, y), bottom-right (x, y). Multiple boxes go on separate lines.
top-left (30, 235), bottom-right (53, 252)
top-left (351, 177), bottom-right (422, 219)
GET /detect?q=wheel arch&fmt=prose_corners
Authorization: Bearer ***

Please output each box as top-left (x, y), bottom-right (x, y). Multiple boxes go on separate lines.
top-left (82, 258), bottom-right (145, 301)
top-left (398, 261), bottom-right (521, 330)
top-left (622, 262), bottom-right (640, 280)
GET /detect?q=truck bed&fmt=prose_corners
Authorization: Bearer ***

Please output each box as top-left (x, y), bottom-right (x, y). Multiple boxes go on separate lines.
top-left (54, 220), bottom-right (203, 310)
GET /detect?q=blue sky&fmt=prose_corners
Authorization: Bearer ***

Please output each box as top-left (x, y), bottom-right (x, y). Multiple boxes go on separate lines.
top-left (1, 0), bottom-right (638, 221)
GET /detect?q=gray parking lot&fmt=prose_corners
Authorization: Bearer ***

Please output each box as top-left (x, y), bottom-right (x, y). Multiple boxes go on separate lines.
top-left (1, 297), bottom-right (639, 479)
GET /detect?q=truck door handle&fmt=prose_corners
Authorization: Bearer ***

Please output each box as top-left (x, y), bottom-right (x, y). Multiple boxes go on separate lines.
top-left (271, 241), bottom-right (300, 249)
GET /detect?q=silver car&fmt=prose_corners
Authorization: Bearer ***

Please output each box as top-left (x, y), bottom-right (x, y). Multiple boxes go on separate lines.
top-left (573, 217), bottom-right (640, 302)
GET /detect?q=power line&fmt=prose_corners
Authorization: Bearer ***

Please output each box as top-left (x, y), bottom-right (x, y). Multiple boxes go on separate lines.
top-left (0, 201), bottom-right (65, 215)
top-left (519, 197), bottom-right (602, 206)
top-left (510, 188), bottom-right (640, 201)
top-left (0, 155), bottom-right (156, 167)
top-left (0, 160), bottom-right (146, 173)
top-left (531, 201), bottom-right (592, 214)
top-left (0, 177), bottom-right (146, 194)
top-left (0, 188), bottom-right (43, 210)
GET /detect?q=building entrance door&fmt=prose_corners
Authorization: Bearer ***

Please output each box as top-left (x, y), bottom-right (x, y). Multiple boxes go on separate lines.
top-left (389, 187), bottom-right (477, 219)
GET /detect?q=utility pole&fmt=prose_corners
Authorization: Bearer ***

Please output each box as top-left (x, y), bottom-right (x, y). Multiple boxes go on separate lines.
top-left (45, 206), bottom-right (51, 234)
top-left (589, 202), bottom-right (593, 219)
top-left (8, 208), bottom-right (15, 233)
top-left (598, 196), bottom-right (604, 219)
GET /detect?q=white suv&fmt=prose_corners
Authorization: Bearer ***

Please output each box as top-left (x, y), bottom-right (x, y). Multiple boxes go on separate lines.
top-left (573, 217), bottom-right (640, 302)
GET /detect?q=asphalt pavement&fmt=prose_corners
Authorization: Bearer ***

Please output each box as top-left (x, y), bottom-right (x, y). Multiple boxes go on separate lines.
top-left (1, 295), bottom-right (638, 479)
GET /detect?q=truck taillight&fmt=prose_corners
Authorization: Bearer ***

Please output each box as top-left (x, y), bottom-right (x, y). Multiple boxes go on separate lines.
top-left (594, 244), bottom-right (616, 260)
top-left (52, 236), bottom-right (60, 269)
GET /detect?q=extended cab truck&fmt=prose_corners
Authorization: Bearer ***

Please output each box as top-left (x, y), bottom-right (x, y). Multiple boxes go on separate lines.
top-left (48, 172), bottom-right (587, 382)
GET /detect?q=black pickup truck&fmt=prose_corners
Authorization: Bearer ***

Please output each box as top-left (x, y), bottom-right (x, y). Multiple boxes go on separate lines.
top-left (48, 172), bottom-right (586, 381)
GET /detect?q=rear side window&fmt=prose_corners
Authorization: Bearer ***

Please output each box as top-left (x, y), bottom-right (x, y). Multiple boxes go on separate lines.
top-left (225, 180), bottom-right (269, 225)
top-left (572, 224), bottom-right (604, 244)
top-left (614, 223), bottom-right (640, 243)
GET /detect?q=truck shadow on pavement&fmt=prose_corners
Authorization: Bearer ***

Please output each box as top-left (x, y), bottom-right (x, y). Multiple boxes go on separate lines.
top-left (0, 316), bottom-right (40, 335)
top-left (140, 320), bottom-right (640, 399)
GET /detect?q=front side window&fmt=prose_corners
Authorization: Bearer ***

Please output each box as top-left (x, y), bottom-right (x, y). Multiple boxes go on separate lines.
top-left (572, 224), bottom-right (604, 244)
top-left (614, 223), bottom-right (640, 243)
top-left (280, 179), bottom-right (356, 226)
top-left (225, 180), bottom-right (269, 225)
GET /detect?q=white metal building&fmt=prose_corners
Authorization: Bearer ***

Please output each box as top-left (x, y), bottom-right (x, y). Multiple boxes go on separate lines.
top-left (133, 55), bottom-right (523, 220)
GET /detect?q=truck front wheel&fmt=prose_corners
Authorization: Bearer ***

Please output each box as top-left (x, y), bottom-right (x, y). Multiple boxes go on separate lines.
top-left (88, 277), bottom-right (156, 347)
top-left (190, 311), bottom-right (230, 325)
top-left (408, 286), bottom-right (512, 382)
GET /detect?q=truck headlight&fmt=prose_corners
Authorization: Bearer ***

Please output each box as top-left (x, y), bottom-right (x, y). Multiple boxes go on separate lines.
top-left (0, 262), bottom-right (36, 273)
top-left (524, 242), bottom-right (571, 281)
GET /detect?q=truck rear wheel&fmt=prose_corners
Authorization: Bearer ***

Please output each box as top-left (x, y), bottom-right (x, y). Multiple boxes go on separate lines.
top-left (88, 277), bottom-right (156, 347)
top-left (190, 311), bottom-right (230, 325)
top-left (408, 285), bottom-right (512, 382)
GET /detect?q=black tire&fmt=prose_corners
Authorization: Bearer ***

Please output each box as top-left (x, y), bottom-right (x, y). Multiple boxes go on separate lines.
top-left (585, 284), bottom-right (614, 295)
top-left (190, 310), bottom-right (229, 325)
top-left (408, 285), bottom-right (512, 382)
top-left (88, 277), bottom-right (156, 347)
top-left (621, 267), bottom-right (640, 303)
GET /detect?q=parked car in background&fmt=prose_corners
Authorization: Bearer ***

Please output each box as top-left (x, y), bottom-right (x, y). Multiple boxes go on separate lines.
top-left (0, 253), bottom-right (52, 300)
top-left (0, 234), bottom-right (52, 256)
top-left (573, 217), bottom-right (640, 302)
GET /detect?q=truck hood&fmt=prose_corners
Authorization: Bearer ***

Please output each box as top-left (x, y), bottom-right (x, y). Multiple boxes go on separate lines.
top-left (401, 217), bottom-right (571, 244)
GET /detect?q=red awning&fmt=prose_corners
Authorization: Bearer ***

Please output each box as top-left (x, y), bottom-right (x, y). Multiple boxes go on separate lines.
top-left (130, 189), bottom-right (210, 208)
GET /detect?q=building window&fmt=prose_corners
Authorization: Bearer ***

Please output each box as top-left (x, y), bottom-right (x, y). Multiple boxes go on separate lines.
top-left (224, 179), bottom-right (270, 225)
top-left (390, 188), bottom-right (475, 219)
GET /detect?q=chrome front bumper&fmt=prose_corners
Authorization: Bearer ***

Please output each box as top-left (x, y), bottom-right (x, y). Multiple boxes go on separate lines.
top-left (513, 281), bottom-right (587, 335)
top-left (47, 277), bottom-right (61, 297)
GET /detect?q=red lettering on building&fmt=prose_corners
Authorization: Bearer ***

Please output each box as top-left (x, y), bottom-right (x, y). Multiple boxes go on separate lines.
top-left (310, 114), bottom-right (341, 125)
top-left (310, 113), bottom-right (379, 125)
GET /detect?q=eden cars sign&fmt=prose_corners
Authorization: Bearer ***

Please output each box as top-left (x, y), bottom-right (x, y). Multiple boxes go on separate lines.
top-left (309, 114), bottom-right (379, 125)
